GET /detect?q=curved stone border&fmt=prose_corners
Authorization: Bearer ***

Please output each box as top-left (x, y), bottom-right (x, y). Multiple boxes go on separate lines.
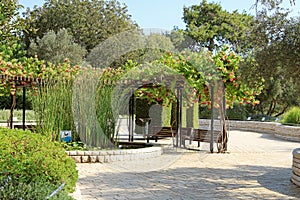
top-left (199, 119), bottom-right (300, 142)
top-left (291, 148), bottom-right (300, 186)
top-left (275, 124), bottom-right (300, 142)
top-left (67, 146), bottom-right (162, 163)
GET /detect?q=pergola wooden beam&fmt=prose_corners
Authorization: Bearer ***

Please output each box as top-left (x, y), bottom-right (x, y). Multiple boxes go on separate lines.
top-left (0, 74), bottom-right (44, 130)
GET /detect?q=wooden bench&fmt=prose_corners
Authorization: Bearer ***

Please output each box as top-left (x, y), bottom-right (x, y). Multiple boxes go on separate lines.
top-left (146, 126), bottom-right (194, 145)
top-left (147, 126), bottom-right (175, 143)
top-left (183, 128), bottom-right (222, 148)
top-left (146, 126), bottom-right (223, 149)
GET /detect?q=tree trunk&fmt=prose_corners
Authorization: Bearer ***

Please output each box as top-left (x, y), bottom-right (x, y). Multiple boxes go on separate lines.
top-left (275, 105), bottom-right (289, 117)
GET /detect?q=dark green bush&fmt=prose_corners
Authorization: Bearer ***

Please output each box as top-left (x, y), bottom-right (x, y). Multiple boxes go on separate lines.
top-left (199, 104), bottom-right (248, 120)
top-left (0, 127), bottom-right (78, 194)
top-left (282, 107), bottom-right (300, 125)
top-left (226, 103), bottom-right (248, 120)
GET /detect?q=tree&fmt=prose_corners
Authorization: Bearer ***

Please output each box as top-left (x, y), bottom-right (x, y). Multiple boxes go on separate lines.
top-left (247, 15), bottom-right (300, 116)
top-left (165, 29), bottom-right (196, 52)
top-left (86, 31), bottom-right (175, 68)
top-left (0, 0), bottom-right (26, 60)
top-left (28, 28), bottom-right (86, 66)
top-left (23, 0), bottom-right (137, 53)
top-left (142, 33), bottom-right (175, 63)
top-left (183, 0), bottom-right (254, 52)
top-left (86, 29), bottom-right (144, 68)
top-left (253, 0), bottom-right (296, 13)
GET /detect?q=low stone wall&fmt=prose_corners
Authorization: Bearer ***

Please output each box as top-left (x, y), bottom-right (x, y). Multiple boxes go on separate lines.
top-left (291, 148), bottom-right (300, 187)
top-left (199, 119), bottom-right (300, 142)
top-left (274, 124), bottom-right (300, 142)
top-left (67, 146), bottom-right (162, 163)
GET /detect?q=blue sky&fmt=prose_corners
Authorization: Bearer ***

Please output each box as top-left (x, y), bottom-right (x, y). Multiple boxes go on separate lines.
top-left (19, 0), bottom-right (299, 31)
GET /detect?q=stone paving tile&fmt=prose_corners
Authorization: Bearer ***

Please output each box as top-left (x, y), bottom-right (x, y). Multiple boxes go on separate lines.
top-left (71, 130), bottom-right (300, 200)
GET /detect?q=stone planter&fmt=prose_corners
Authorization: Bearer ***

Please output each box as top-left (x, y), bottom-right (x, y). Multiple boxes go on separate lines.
top-left (291, 148), bottom-right (300, 187)
top-left (66, 146), bottom-right (162, 163)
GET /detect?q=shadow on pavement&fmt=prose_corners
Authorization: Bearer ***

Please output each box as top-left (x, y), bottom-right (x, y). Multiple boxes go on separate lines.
top-left (78, 165), bottom-right (300, 199)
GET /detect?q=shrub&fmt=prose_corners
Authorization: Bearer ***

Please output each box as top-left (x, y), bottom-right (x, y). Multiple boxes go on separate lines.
top-left (282, 107), bottom-right (300, 125)
top-left (226, 103), bottom-right (248, 120)
top-left (0, 127), bottom-right (78, 194)
top-left (0, 179), bottom-right (73, 200)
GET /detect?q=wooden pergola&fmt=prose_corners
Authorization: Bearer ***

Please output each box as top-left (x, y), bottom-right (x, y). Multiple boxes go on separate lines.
top-left (117, 74), bottom-right (225, 152)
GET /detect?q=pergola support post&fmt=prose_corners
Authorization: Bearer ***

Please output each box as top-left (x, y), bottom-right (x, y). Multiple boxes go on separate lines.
top-left (178, 88), bottom-right (183, 148)
top-left (22, 87), bottom-right (26, 130)
top-left (10, 94), bottom-right (13, 129)
top-left (210, 85), bottom-right (214, 153)
top-left (129, 93), bottom-right (135, 142)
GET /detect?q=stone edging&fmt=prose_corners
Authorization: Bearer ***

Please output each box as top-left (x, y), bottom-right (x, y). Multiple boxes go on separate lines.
top-left (66, 146), bottom-right (162, 163)
top-left (291, 148), bottom-right (300, 187)
top-left (199, 119), bottom-right (300, 142)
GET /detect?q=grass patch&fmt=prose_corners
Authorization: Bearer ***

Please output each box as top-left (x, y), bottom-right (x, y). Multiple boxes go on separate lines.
top-left (0, 109), bottom-right (36, 121)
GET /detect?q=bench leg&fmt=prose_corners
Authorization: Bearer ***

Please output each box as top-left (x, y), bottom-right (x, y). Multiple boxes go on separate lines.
top-left (198, 141), bottom-right (200, 147)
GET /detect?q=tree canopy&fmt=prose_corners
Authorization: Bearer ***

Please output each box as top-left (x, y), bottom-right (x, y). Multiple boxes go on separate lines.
top-left (28, 28), bottom-right (86, 66)
top-left (0, 0), bottom-right (26, 60)
top-left (183, 0), bottom-right (254, 52)
top-left (23, 0), bottom-right (137, 52)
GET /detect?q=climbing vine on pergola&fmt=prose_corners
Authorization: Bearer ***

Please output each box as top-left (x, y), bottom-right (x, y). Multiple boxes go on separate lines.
top-left (1, 47), bottom-right (264, 152)
top-left (0, 55), bottom-right (79, 131)
top-left (96, 47), bottom-right (264, 152)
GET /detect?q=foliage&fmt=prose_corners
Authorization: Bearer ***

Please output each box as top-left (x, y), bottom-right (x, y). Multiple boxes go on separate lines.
top-left (0, 92), bottom-right (33, 109)
top-left (72, 68), bottom-right (104, 147)
top-left (86, 30), bottom-right (175, 69)
top-left (248, 10), bottom-right (300, 116)
top-left (23, 0), bottom-right (136, 52)
top-left (0, 54), bottom-right (78, 96)
top-left (86, 29), bottom-right (144, 68)
top-left (0, 0), bottom-right (26, 61)
top-left (142, 33), bottom-right (175, 62)
top-left (158, 47), bottom-right (263, 108)
top-left (181, 0), bottom-right (299, 118)
top-left (0, 127), bottom-right (78, 192)
top-left (28, 28), bottom-right (86, 66)
top-left (183, 0), bottom-right (254, 52)
top-left (165, 28), bottom-right (196, 52)
top-left (72, 66), bottom-right (125, 148)
top-left (226, 104), bottom-right (249, 120)
top-left (282, 107), bottom-right (300, 125)
top-left (0, 179), bottom-right (73, 200)
top-left (0, 51), bottom-right (79, 141)
top-left (62, 141), bottom-right (85, 151)
top-left (253, 0), bottom-right (296, 13)
top-left (96, 67), bottom-right (124, 145)
top-left (31, 77), bottom-right (77, 141)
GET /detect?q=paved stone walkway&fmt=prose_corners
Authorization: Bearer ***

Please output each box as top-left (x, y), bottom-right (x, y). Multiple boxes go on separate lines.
top-left (72, 130), bottom-right (300, 199)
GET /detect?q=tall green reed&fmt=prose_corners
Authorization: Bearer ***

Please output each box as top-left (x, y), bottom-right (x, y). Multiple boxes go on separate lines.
top-left (31, 78), bottom-right (76, 141)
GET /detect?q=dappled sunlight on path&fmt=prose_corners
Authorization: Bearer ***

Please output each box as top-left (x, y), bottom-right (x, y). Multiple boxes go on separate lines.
top-left (72, 130), bottom-right (300, 200)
